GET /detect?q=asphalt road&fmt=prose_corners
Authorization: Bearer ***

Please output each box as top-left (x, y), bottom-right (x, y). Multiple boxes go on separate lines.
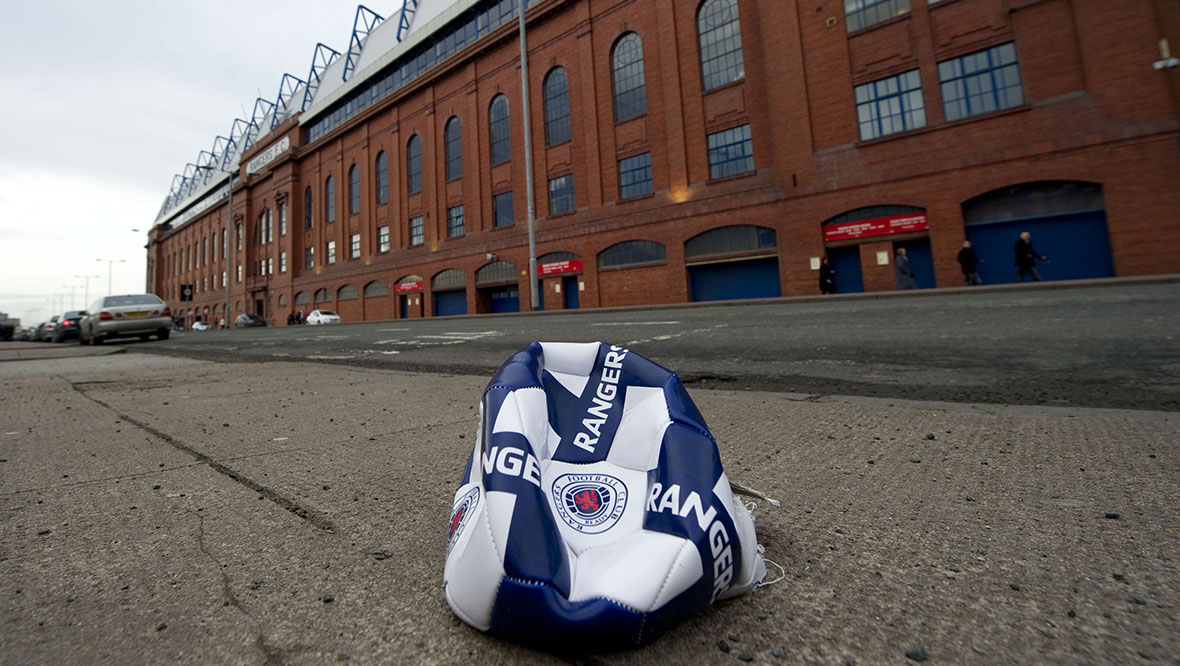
top-left (136, 282), bottom-right (1180, 411)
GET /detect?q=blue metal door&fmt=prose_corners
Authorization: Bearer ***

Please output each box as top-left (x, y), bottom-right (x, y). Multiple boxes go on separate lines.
top-left (399, 295), bottom-right (408, 319)
top-left (893, 239), bottom-right (936, 289)
top-left (826, 246), bottom-right (864, 294)
top-left (433, 290), bottom-right (467, 317)
top-left (688, 258), bottom-right (781, 302)
top-left (966, 212), bottom-right (1113, 284)
top-left (489, 286), bottom-right (520, 313)
top-left (562, 276), bottom-right (579, 309)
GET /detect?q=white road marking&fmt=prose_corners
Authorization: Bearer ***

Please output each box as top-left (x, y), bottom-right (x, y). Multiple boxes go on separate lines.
top-left (377, 328), bottom-right (409, 332)
top-left (307, 355), bottom-right (355, 360)
top-left (592, 321), bottom-right (680, 326)
top-left (272, 437), bottom-right (289, 441)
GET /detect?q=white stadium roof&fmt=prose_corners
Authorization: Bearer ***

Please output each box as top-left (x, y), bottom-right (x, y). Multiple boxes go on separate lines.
top-left (155, 0), bottom-right (477, 228)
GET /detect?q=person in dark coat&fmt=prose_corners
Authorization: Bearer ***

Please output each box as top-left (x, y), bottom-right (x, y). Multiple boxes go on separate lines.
top-left (894, 247), bottom-right (918, 290)
top-left (1014, 231), bottom-right (1048, 282)
top-left (957, 240), bottom-right (982, 285)
top-left (819, 257), bottom-right (836, 295)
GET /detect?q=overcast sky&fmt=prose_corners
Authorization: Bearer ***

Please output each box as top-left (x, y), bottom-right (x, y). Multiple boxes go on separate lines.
top-left (0, 0), bottom-right (383, 326)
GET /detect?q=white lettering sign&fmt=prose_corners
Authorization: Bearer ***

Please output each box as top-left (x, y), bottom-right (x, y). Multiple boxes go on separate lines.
top-left (246, 136), bottom-right (291, 174)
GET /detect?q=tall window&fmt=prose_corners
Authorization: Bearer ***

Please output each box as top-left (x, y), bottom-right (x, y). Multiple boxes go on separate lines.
top-left (278, 203), bottom-right (287, 235)
top-left (548, 174), bottom-right (575, 215)
top-left (697, 0), bottom-right (744, 90)
top-left (444, 117), bottom-right (463, 180)
top-left (939, 42), bottom-right (1024, 122)
top-left (489, 95), bottom-right (511, 165)
top-left (325, 176), bottom-right (335, 223)
top-left (378, 225), bottom-right (390, 253)
top-left (375, 151), bottom-right (389, 205)
top-left (543, 67), bottom-right (571, 146)
top-left (706, 124), bottom-right (755, 179)
top-left (611, 33), bottom-right (647, 122)
top-left (409, 215), bottom-right (424, 246)
top-left (326, 240), bottom-right (336, 264)
top-left (348, 164), bottom-right (360, 214)
top-left (406, 135), bottom-right (423, 194)
top-left (304, 186), bottom-right (314, 229)
top-left (855, 69), bottom-right (926, 140)
top-left (618, 152), bottom-right (653, 200)
top-left (447, 205), bottom-right (465, 238)
top-left (844, 0), bottom-right (910, 33)
top-left (492, 191), bottom-right (514, 228)
top-left (279, 251), bottom-right (287, 273)
top-left (305, 247), bottom-right (314, 269)
top-left (350, 233), bottom-right (361, 259)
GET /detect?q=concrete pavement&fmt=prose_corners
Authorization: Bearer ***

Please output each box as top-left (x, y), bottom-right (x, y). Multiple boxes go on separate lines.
top-left (1, 353), bottom-right (1177, 665)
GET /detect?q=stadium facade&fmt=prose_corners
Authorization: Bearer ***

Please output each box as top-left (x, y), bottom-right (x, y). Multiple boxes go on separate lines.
top-left (147, 0), bottom-right (1180, 325)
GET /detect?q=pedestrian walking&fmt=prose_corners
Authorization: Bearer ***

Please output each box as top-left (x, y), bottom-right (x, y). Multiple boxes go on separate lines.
top-left (894, 247), bottom-right (918, 290)
top-left (296, 310), bottom-right (304, 325)
top-left (1014, 231), bottom-right (1048, 282)
top-left (287, 312), bottom-right (295, 326)
top-left (957, 241), bottom-right (983, 286)
top-left (819, 257), bottom-right (836, 295)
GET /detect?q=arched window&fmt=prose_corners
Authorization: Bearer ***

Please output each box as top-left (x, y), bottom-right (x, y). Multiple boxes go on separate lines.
top-left (375, 151), bottom-right (388, 205)
top-left (697, 0), bottom-right (744, 91)
top-left (363, 280), bottom-right (389, 297)
top-left (313, 288), bottom-right (331, 303)
top-left (406, 135), bottom-right (423, 194)
top-left (476, 260), bottom-right (518, 285)
top-left (348, 165), bottom-right (360, 215)
top-left (444, 117), bottom-right (462, 180)
top-left (611, 33), bottom-right (647, 122)
top-left (278, 294), bottom-right (288, 307)
top-left (488, 95), bottom-right (511, 165)
top-left (294, 291), bottom-right (310, 305)
top-left (685, 225), bottom-right (775, 259)
top-left (324, 176), bottom-right (335, 223)
top-left (598, 240), bottom-right (666, 269)
top-left (543, 67), bottom-right (571, 146)
top-left (304, 186), bottom-right (314, 229)
top-left (337, 284), bottom-right (359, 301)
top-left (431, 268), bottom-right (466, 290)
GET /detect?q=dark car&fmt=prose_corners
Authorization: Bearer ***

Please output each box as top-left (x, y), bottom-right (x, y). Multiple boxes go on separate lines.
top-left (51, 311), bottom-right (85, 343)
top-left (234, 314), bottom-right (268, 328)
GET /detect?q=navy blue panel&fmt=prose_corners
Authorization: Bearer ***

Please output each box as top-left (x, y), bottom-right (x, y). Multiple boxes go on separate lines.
top-left (399, 294), bottom-right (408, 319)
top-left (489, 578), bottom-right (646, 651)
top-left (434, 289), bottom-right (467, 316)
top-left (459, 450), bottom-right (473, 485)
top-left (893, 239), bottom-right (936, 289)
top-left (562, 276), bottom-right (579, 309)
top-left (487, 341), bottom-right (545, 391)
top-left (482, 430), bottom-right (572, 597)
top-left (643, 423), bottom-right (742, 604)
top-left (965, 212), bottom-right (1113, 284)
top-left (826, 245), bottom-right (864, 294)
top-left (688, 257), bottom-right (782, 302)
top-left (535, 282), bottom-right (544, 311)
top-left (489, 286), bottom-right (520, 313)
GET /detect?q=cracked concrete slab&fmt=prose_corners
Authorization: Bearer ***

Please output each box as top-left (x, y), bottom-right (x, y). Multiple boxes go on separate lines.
top-left (2, 353), bottom-right (1177, 665)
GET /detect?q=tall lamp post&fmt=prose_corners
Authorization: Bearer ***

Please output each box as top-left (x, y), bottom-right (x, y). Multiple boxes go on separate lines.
top-left (75, 274), bottom-right (101, 309)
top-left (61, 284), bottom-right (78, 311)
top-left (518, 0), bottom-right (539, 310)
top-left (97, 258), bottom-right (127, 295)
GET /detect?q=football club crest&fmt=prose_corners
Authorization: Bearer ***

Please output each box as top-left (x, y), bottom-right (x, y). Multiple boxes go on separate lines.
top-left (447, 487), bottom-right (480, 554)
top-left (551, 473), bottom-right (628, 534)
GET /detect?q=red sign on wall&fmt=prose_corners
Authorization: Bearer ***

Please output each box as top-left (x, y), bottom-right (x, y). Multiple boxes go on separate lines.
top-left (538, 259), bottom-right (583, 276)
top-left (394, 281), bottom-right (423, 293)
top-left (823, 213), bottom-right (929, 242)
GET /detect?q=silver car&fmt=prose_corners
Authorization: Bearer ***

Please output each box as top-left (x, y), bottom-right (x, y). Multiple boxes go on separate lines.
top-left (79, 294), bottom-right (173, 345)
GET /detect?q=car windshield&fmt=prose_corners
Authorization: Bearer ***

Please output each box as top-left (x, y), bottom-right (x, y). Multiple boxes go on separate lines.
top-left (103, 295), bottom-right (162, 307)
top-left (319, 311), bottom-right (337, 317)
top-left (63, 311), bottom-right (84, 319)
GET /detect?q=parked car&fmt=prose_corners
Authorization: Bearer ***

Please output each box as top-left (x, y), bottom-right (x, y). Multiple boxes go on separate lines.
top-left (192, 321), bottom-right (212, 331)
top-left (233, 313), bottom-right (267, 328)
top-left (52, 311), bottom-right (85, 343)
top-left (78, 294), bottom-right (172, 345)
top-left (36, 316), bottom-right (59, 342)
top-left (306, 310), bottom-right (341, 325)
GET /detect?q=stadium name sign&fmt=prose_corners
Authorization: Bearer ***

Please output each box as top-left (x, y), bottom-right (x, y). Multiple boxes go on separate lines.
top-left (246, 136), bottom-right (291, 174)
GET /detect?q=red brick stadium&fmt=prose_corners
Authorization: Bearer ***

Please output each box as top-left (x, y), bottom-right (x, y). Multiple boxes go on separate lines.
top-left (147, 0), bottom-right (1180, 326)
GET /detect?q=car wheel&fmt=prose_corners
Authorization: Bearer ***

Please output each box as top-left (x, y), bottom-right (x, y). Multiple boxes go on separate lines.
top-left (93, 334), bottom-right (104, 345)
top-left (79, 332), bottom-right (90, 346)
top-left (157, 329), bottom-right (170, 341)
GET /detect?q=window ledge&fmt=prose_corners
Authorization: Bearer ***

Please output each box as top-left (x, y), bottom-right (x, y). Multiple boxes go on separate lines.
top-left (701, 78), bottom-right (745, 96)
top-left (706, 169), bottom-right (757, 186)
top-left (854, 103), bottom-right (1030, 147)
top-left (598, 261), bottom-right (666, 273)
top-left (846, 12), bottom-right (912, 38)
top-left (618, 193), bottom-right (656, 204)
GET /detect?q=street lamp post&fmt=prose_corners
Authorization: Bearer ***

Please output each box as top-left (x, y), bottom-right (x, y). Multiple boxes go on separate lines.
top-left (223, 172), bottom-right (235, 330)
top-left (75, 274), bottom-right (101, 309)
top-left (97, 258), bottom-right (127, 295)
top-left (62, 284), bottom-right (77, 311)
top-left (518, 0), bottom-right (539, 310)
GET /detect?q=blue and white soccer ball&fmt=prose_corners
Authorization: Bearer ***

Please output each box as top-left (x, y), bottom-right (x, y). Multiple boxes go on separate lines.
top-left (444, 342), bottom-right (766, 650)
